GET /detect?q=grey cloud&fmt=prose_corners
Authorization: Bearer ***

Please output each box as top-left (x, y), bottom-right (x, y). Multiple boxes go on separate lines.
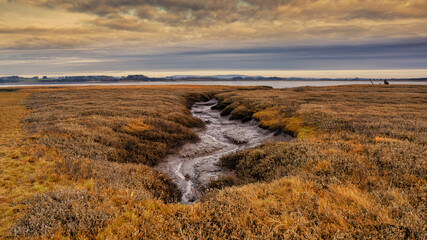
top-left (172, 41), bottom-right (427, 58)
top-left (3, 0), bottom-right (427, 66)
top-left (2, 38), bottom-right (426, 76)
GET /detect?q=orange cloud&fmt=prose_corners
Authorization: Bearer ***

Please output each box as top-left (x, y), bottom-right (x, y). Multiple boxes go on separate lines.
top-left (1, 0), bottom-right (427, 50)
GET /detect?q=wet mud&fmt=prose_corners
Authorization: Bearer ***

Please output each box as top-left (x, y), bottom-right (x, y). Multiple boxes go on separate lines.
top-left (155, 99), bottom-right (292, 204)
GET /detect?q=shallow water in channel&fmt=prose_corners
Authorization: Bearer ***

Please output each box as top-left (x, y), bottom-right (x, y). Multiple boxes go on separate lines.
top-left (155, 99), bottom-right (292, 204)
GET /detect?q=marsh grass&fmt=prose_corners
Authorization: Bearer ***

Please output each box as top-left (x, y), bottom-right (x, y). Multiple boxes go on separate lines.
top-left (214, 85), bottom-right (426, 238)
top-left (10, 188), bottom-right (113, 238)
top-left (3, 84), bottom-right (426, 239)
top-left (24, 88), bottom-right (206, 165)
top-left (7, 85), bottom-right (250, 237)
top-left (0, 90), bottom-right (66, 237)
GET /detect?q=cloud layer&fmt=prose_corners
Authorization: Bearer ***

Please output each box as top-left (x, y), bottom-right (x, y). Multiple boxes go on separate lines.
top-left (1, 39), bottom-right (426, 77)
top-left (3, 0), bottom-right (427, 49)
top-left (1, 0), bottom-right (427, 76)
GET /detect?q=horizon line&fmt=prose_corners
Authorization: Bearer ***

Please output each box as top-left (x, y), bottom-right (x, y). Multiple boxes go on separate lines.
top-left (4, 69), bottom-right (427, 79)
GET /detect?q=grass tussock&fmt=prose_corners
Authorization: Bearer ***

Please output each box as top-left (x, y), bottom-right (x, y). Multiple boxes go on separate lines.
top-left (2, 84), bottom-right (426, 239)
top-left (10, 188), bottom-right (113, 238)
top-left (56, 156), bottom-right (181, 202)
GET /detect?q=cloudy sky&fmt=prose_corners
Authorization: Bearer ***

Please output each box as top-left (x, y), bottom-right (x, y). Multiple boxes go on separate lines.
top-left (1, 0), bottom-right (427, 78)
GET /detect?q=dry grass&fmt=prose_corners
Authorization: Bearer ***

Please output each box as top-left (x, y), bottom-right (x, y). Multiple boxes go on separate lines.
top-left (24, 87), bottom-right (203, 165)
top-left (1, 84), bottom-right (426, 239)
top-left (10, 188), bottom-right (113, 238)
top-left (3, 85), bottom-right (261, 238)
top-left (0, 89), bottom-right (69, 237)
top-left (215, 85), bottom-right (426, 238)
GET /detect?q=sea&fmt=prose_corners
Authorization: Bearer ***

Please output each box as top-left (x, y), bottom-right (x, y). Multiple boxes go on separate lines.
top-left (1, 80), bottom-right (426, 89)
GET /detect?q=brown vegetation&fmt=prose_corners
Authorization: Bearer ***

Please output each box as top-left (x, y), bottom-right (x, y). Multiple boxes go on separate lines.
top-left (0, 90), bottom-right (61, 236)
top-left (2, 85), bottom-right (256, 238)
top-left (23, 87), bottom-right (213, 166)
top-left (216, 85), bottom-right (426, 238)
top-left (10, 188), bottom-right (112, 238)
top-left (1, 84), bottom-right (425, 239)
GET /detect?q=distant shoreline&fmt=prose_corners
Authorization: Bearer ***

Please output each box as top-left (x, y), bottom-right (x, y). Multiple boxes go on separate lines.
top-left (1, 78), bottom-right (427, 86)
top-left (1, 74), bottom-right (427, 86)
top-left (2, 79), bottom-right (426, 89)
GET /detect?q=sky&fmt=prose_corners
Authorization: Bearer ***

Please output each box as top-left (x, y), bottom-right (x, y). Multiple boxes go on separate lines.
top-left (1, 0), bottom-right (427, 78)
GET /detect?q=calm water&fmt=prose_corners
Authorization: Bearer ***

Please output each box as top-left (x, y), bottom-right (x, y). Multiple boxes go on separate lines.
top-left (1, 80), bottom-right (426, 89)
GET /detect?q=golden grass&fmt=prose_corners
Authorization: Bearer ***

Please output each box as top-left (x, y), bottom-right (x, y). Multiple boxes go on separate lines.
top-left (0, 90), bottom-right (64, 236)
top-left (91, 176), bottom-right (415, 239)
top-left (3, 85), bottom-right (263, 238)
top-left (1, 84), bottom-right (426, 239)
top-left (216, 85), bottom-right (426, 238)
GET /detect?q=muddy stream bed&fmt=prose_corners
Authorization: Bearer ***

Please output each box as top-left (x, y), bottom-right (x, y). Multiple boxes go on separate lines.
top-left (155, 99), bottom-right (292, 204)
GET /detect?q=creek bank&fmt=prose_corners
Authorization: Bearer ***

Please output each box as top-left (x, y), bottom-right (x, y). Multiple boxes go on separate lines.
top-left (155, 99), bottom-right (292, 204)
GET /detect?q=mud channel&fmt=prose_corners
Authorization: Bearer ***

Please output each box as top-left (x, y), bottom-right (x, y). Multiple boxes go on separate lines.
top-left (155, 99), bottom-right (292, 204)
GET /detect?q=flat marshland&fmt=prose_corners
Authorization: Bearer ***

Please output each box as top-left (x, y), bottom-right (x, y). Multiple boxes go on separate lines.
top-left (0, 85), bottom-right (425, 239)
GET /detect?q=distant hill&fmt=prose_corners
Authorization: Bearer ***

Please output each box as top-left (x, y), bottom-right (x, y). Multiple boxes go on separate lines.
top-left (166, 74), bottom-right (265, 79)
